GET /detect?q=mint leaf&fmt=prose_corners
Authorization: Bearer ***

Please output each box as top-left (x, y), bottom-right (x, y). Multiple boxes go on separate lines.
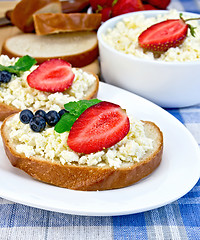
top-left (54, 114), bottom-right (77, 133)
top-left (0, 55), bottom-right (37, 76)
top-left (14, 55), bottom-right (37, 72)
top-left (0, 65), bottom-right (18, 75)
top-left (55, 99), bottom-right (102, 133)
top-left (64, 99), bottom-right (101, 116)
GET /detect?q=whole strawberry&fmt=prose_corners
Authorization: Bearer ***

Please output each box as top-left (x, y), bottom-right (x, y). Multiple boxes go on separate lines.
top-left (89, 0), bottom-right (106, 11)
top-left (112, 0), bottom-right (144, 17)
top-left (143, 3), bottom-right (158, 10)
top-left (145, 0), bottom-right (170, 9)
top-left (89, 0), bottom-right (113, 11)
top-left (138, 14), bottom-right (200, 53)
top-left (101, 7), bottom-right (112, 22)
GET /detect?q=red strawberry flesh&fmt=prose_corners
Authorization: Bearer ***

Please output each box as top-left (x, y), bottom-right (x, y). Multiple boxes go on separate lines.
top-left (67, 101), bottom-right (130, 154)
top-left (138, 19), bottom-right (188, 52)
top-left (27, 59), bottom-right (75, 93)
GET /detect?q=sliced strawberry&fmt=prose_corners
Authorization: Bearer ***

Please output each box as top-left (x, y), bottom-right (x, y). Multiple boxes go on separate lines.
top-left (67, 101), bottom-right (130, 154)
top-left (112, 0), bottom-right (144, 17)
top-left (27, 59), bottom-right (75, 93)
top-left (138, 19), bottom-right (188, 52)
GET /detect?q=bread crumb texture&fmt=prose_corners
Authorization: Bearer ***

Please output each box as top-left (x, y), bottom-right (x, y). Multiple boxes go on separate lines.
top-left (6, 114), bottom-right (153, 169)
top-left (0, 55), bottom-right (96, 111)
top-left (103, 9), bottom-right (200, 62)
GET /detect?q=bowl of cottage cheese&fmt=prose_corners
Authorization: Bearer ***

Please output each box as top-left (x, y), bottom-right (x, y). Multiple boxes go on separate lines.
top-left (97, 9), bottom-right (200, 108)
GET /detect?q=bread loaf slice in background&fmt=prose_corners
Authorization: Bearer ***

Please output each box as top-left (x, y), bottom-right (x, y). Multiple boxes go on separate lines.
top-left (81, 59), bottom-right (100, 76)
top-left (11, 0), bottom-right (62, 33)
top-left (1, 116), bottom-right (163, 191)
top-left (2, 32), bottom-right (99, 67)
top-left (33, 13), bottom-right (102, 35)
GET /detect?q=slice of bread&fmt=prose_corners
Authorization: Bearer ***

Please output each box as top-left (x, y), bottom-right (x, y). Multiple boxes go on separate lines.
top-left (81, 59), bottom-right (100, 76)
top-left (0, 55), bottom-right (99, 121)
top-left (33, 13), bottom-right (102, 35)
top-left (11, 0), bottom-right (62, 33)
top-left (1, 116), bottom-right (163, 191)
top-left (2, 32), bottom-right (99, 67)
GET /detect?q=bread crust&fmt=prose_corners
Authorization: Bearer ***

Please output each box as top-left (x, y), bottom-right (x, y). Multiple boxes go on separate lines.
top-left (81, 59), bottom-right (100, 76)
top-left (33, 13), bottom-right (102, 35)
top-left (0, 103), bottom-right (20, 122)
top-left (11, 0), bottom-right (62, 33)
top-left (1, 33), bottom-right (99, 67)
top-left (0, 70), bottom-right (99, 121)
top-left (1, 119), bottom-right (163, 191)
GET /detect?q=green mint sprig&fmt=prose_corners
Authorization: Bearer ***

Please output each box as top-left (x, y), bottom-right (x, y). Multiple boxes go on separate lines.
top-left (0, 55), bottom-right (37, 76)
top-left (54, 99), bottom-right (102, 133)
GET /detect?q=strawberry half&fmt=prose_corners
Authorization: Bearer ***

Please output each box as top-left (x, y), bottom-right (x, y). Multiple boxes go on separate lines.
top-left (27, 59), bottom-right (75, 93)
top-left (138, 14), bottom-right (199, 53)
top-left (67, 101), bottom-right (130, 154)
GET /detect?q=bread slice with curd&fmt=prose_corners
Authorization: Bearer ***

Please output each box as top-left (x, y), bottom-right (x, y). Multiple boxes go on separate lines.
top-left (1, 111), bottom-right (163, 191)
top-left (0, 55), bottom-right (99, 121)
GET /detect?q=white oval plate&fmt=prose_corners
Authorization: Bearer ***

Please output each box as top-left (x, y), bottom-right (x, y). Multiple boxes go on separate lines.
top-left (0, 82), bottom-right (200, 216)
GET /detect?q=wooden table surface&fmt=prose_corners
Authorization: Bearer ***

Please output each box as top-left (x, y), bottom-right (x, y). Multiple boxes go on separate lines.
top-left (0, 1), bottom-right (22, 52)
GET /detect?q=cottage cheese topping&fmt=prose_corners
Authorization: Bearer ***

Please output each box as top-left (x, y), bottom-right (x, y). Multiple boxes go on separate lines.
top-left (6, 114), bottom-right (153, 168)
top-left (0, 55), bottom-right (96, 111)
top-left (103, 9), bottom-right (200, 62)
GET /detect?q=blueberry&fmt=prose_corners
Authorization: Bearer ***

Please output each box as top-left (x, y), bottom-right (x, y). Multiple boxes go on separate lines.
top-left (58, 109), bottom-right (68, 117)
top-left (20, 109), bottom-right (34, 124)
top-left (0, 71), bottom-right (12, 84)
top-left (35, 109), bottom-right (47, 120)
top-left (46, 110), bottom-right (60, 126)
top-left (29, 116), bottom-right (46, 132)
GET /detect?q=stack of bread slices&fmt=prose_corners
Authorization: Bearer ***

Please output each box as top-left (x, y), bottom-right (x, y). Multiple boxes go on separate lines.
top-left (1, 0), bottom-right (102, 73)
top-left (0, 0), bottom-right (164, 192)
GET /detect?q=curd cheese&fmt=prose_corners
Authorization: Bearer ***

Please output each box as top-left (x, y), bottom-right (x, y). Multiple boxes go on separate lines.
top-left (0, 55), bottom-right (96, 111)
top-left (103, 9), bottom-right (200, 62)
top-left (6, 114), bottom-right (153, 169)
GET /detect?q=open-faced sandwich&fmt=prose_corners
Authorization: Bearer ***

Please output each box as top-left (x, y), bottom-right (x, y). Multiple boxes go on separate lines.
top-left (1, 99), bottom-right (163, 191)
top-left (0, 55), bottom-right (99, 121)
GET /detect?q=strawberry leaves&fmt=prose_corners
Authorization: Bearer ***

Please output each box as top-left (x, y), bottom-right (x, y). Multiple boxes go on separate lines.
top-left (180, 13), bottom-right (200, 37)
top-left (54, 99), bottom-right (102, 133)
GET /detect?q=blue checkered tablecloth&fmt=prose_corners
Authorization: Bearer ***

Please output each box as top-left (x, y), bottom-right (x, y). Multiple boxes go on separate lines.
top-left (0, 0), bottom-right (200, 239)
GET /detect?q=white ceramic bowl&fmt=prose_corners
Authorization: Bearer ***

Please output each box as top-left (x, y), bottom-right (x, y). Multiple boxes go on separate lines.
top-left (97, 10), bottom-right (200, 108)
